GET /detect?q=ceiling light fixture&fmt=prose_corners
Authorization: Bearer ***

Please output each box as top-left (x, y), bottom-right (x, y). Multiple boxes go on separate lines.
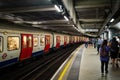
top-left (110, 18), bottom-right (115, 22)
top-left (85, 29), bottom-right (98, 32)
top-left (54, 5), bottom-right (61, 12)
top-left (72, 25), bottom-right (80, 31)
top-left (64, 16), bottom-right (69, 21)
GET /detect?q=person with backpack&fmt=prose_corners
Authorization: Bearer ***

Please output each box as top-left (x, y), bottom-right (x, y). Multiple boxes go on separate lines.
top-left (99, 40), bottom-right (110, 76)
top-left (109, 37), bottom-right (119, 67)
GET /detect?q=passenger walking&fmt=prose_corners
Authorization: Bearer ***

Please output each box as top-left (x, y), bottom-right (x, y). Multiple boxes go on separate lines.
top-left (97, 37), bottom-right (103, 54)
top-left (109, 37), bottom-right (119, 67)
top-left (85, 41), bottom-right (88, 48)
top-left (99, 40), bottom-right (110, 76)
top-left (116, 36), bottom-right (120, 61)
top-left (85, 38), bottom-right (89, 48)
top-left (93, 38), bottom-right (97, 48)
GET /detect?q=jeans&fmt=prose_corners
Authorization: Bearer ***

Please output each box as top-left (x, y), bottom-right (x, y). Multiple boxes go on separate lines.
top-left (101, 61), bottom-right (109, 73)
top-left (85, 42), bottom-right (88, 48)
top-left (97, 44), bottom-right (100, 53)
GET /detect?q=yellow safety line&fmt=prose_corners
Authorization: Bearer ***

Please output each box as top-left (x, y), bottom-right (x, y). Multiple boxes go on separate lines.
top-left (58, 53), bottom-right (75, 80)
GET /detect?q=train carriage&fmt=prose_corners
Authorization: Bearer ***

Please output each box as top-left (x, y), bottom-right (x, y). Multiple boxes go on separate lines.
top-left (0, 27), bottom-right (82, 68)
top-left (31, 32), bottom-right (53, 56)
top-left (0, 32), bottom-right (21, 67)
top-left (53, 33), bottom-right (70, 49)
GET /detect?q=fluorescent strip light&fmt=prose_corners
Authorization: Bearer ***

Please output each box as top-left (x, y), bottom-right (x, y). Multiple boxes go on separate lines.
top-left (85, 29), bottom-right (98, 32)
top-left (72, 25), bottom-right (80, 31)
top-left (14, 21), bottom-right (23, 23)
top-left (73, 25), bottom-right (77, 29)
top-left (54, 5), bottom-right (61, 12)
top-left (110, 18), bottom-right (114, 22)
top-left (64, 16), bottom-right (69, 21)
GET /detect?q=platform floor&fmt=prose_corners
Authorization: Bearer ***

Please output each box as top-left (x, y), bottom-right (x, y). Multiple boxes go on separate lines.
top-left (51, 45), bottom-right (120, 80)
top-left (80, 45), bottom-right (120, 80)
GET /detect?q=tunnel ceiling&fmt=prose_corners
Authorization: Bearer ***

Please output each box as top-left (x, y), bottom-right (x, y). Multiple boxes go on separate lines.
top-left (75, 0), bottom-right (118, 36)
top-left (0, 0), bottom-right (81, 35)
top-left (0, 0), bottom-right (119, 36)
top-left (75, 0), bottom-right (120, 36)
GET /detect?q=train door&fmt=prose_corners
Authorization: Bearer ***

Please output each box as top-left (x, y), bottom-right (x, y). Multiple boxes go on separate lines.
top-left (56, 36), bottom-right (60, 48)
top-left (20, 34), bottom-right (33, 61)
top-left (64, 36), bottom-right (67, 46)
top-left (44, 35), bottom-right (50, 53)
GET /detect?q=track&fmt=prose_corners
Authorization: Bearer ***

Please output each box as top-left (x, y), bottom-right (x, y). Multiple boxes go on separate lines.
top-left (0, 43), bottom-right (81, 80)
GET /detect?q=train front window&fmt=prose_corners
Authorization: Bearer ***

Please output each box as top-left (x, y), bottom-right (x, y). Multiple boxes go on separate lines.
top-left (7, 36), bottom-right (19, 51)
top-left (0, 37), bottom-right (3, 52)
top-left (33, 37), bottom-right (38, 47)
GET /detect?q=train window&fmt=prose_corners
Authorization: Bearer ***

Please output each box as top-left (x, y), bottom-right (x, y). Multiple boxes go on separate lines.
top-left (56, 36), bottom-right (60, 43)
top-left (7, 36), bottom-right (19, 51)
top-left (33, 37), bottom-right (38, 47)
top-left (28, 36), bottom-right (32, 47)
top-left (0, 37), bottom-right (3, 52)
top-left (45, 35), bottom-right (50, 45)
top-left (64, 36), bottom-right (67, 42)
top-left (23, 36), bottom-right (27, 48)
top-left (40, 37), bottom-right (45, 46)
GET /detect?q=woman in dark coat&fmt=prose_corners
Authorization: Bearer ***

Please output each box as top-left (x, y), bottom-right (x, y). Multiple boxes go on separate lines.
top-left (110, 37), bottom-right (119, 67)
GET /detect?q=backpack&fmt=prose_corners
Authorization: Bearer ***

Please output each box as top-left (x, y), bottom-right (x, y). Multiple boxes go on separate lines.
top-left (110, 41), bottom-right (119, 52)
top-left (100, 47), bottom-right (108, 57)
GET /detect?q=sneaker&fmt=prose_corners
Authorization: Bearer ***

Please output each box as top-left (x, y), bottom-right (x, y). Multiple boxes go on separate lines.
top-left (116, 64), bottom-right (119, 68)
top-left (104, 71), bottom-right (108, 77)
top-left (106, 71), bottom-right (108, 74)
top-left (104, 73), bottom-right (108, 77)
top-left (101, 73), bottom-right (104, 77)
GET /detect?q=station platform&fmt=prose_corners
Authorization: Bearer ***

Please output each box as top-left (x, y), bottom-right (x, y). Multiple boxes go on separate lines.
top-left (51, 45), bottom-right (120, 80)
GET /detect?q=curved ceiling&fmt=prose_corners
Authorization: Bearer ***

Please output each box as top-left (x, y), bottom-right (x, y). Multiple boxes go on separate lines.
top-left (0, 0), bottom-right (119, 37)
